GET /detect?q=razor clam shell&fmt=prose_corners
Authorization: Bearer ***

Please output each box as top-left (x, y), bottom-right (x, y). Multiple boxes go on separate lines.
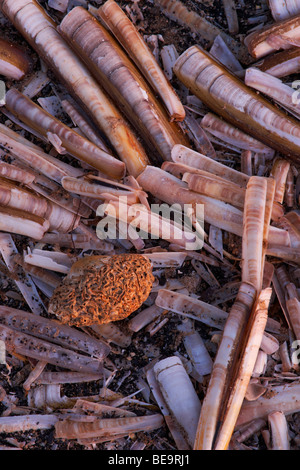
top-left (0, 123), bottom-right (83, 183)
top-left (0, 305), bottom-right (110, 359)
top-left (284, 167), bottom-right (295, 207)
top-left (40, 232), bottom-right (113, 252)
top-left (269, 0), bottom-right (300, 21)
top-left (14, 254), bottom-right (61, 292)
top-left (48, 0), bottom-right (68, 13)
top-left (278, 215), bottom-right (300, 249)
top-left (35, 371), bottom-right (104, 385)
top-left (103, 198), bottom-right (199, 250)
top-left (0, 161), bottom-right (35, 185)
top-left (54, 414), bottom-right (164, 440)
top-left (222, 0), bottom-right (239, 35)
top-left (236, 383), bottom-right (300, 426)
top-left (271, 158), bottom-right (291, 205)
top-left (155, 289), bottom-right (228, 329)
top-left (27, 384), bottom-right (75, 410)
top-left (153, 0), bottom-right (244, 58)
top-left (137, 165), bottom-right (245, 237)
top-left (171, 145), bottom-right (250, 188)
top-left (21, 69), bottom-right (51, 99)
top-left (245, 67), bottom-right (300, 120)
top-left (23, 360), bottom-right (48, 391)
top-left (72, 399), bottom-right (137, 418)
top-left (242, 176), bottom-right (268, 292)
top-left (161, 44), bottom-right (179, 80)
top-left (90, 323), bottom-right (132, 348)
top-left (173, 45), bottom-right (300, 165)
top-left (60, 98), bottom-right (111, 153)
top-left (256, 47), bottom-right (300, 78)
top-left (61, 176), bottom-right (140, 204)
top-left (5, 88), bottom-right (125, 180)
top-left (266, 245), bottom-right (300, 264)
top-left (213, 287), bottom-right (272, 450)
top-left (97, 0), bottom-right (185, 122)
top-left (137, 165), bottom-right (289, 246)
top-left (27, 176), bottom-right (92, 220)
top-left (162, 161), bottom-right (234, 183)
top-left (286, 297), bottom-right (300, 340)
top-left (181, 111), bottom-right (217, 159)
top-left (183, 331), bottom-right (213, 377)
top-left (0, 177), bottom-right (48, 215)
top-left (0, 233), bottom-right (46, 315)
top-left (59, 7), bottom-right (187, 164)
top-left (234, 418), bottom-right (267, 444)
top-left (241, 149), bottom-right (252, 176)
top-left (0, 415), bottom-right (58, 433)
top-left (252, 350), bottom-right (268, 377)
top-left (183, 172), bottom-right (245, 209)
top-left (0, 205), bottom-right (49, 240)
top-left (146, 366), bottom-right (190, 449)
top-left (0, 37), bottom-right (31, 80)
top-left (245, 14), bottom-right (300, 59)
top-left (143, 251), bottom-right (187, 268)
top-left (24, 248), bottom-right (74, 274)
top-left (128, 304), bottom-right (165, 333)
top-left (260, 331), bottom-right (280, 355)
top-left (0, 177), bottom-right (81, 233)
top-left (279, 341), bottom-right (293, 372)
top-left (154, 356), bottom-right (201, 448)
top-left (201, 113), bottom-right (275, 157)
top-left (194, 282), bottom-right (257, 450)
top-left (0, 0), bottom-right (148, 178)
top-left (210, 35), bottom-right (243, 74)
top-left (268, 411), bottom-right (290, 450)
top-left (0, 324), bottom-right (105, 374)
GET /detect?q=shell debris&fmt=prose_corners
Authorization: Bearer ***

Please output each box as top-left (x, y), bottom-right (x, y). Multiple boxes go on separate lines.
top-left (0, 0), bottom-right (299, 452)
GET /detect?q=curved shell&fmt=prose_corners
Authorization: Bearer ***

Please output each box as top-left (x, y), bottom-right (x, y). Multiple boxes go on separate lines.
top-left (269, 0), bottom-right (300, 22)
top-left (173, 45), bottom-right (300, 165)
top-left (0, 38), bottom-right (31, 80)
top-left (98, 0), bottom-right (185, 121)
top-left (0, 0), bottom-right (148, 178)
top-left (59, 7), bottom-right (187, 163)
top-left (154, 356), bottom-right (201, 448)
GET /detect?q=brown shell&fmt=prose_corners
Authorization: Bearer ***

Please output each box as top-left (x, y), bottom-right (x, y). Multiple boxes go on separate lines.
top-left (49, 254), bottom-right (154, 327)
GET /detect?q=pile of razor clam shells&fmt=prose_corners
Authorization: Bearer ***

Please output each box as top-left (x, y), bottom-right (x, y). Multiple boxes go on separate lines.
top-left (0, 0), bottom-right (300, 451)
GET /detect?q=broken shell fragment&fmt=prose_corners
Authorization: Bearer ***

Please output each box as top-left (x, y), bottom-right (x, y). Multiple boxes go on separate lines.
top-left (256, 47), bottom-right (300, 78)
top-left (0, 37), bottom-right (31, 80)
top-left (269, 0), bottom-right (300, 21)
top-left (154, 0), bottom-right (243, 58)
top-left (201, 113), bottom-right (275, 158)
top-left (153, 356), bottom-right (201, 448)
top-left (237, 383), bottom-right (300, 427)
top-left (245, 14), bottom-right (300, 59)
top-left (49, 254), bottom-right (154, 327)
top-left (0, 205), bottom-right (49, 240)
top-left (268, 411), bottom-right (290, 450)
